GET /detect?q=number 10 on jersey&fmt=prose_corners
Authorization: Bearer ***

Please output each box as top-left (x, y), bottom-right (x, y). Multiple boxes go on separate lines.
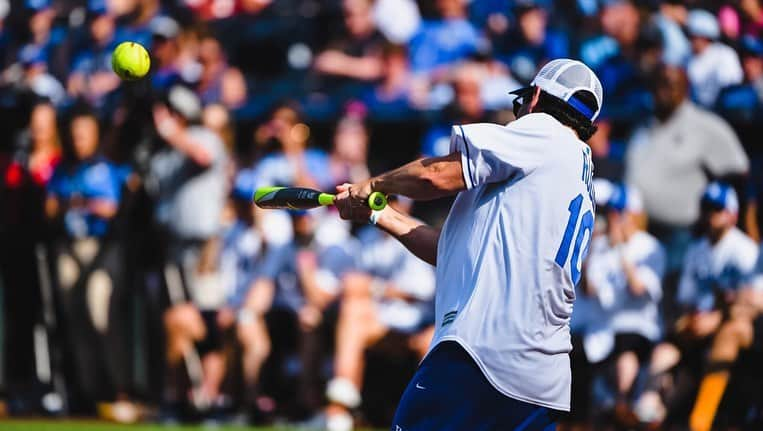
top-left (555, 194), bottom-right (594, 285)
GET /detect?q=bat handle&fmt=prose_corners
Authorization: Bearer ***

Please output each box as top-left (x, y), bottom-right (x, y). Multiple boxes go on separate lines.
top-left (368, 192), bottom-right (388, 211)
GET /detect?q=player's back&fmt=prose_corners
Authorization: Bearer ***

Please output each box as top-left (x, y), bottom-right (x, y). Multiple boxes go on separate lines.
top-left (433, 113), bottom-right (594, 411)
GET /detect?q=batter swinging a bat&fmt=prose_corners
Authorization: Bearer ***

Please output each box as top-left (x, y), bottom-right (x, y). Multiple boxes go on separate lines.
top-left (333, 59), bottom-right (603, 430)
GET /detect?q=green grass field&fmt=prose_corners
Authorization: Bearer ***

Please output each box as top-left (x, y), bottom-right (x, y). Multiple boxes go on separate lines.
top-left (0, 420), bottom-right (384, 431)
top-left (0, 420), bottom-right (307, 431)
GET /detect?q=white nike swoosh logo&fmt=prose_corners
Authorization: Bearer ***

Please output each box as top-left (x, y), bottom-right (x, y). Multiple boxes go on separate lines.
top-left (415, 383), bottom-right (426, 390)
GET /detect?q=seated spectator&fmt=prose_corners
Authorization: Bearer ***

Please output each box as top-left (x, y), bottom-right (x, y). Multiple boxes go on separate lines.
top-left (257, 209), bottom-right (357, 416)
top-left (45, 107), bottom-right (134, 415)
top-left (251, 103), bottom-right (333, 190)
top-left (634, 182), bottom-right (758, 428)
top-left (313, 0), bottom-right (386, 84)
top-left (584, 184), bottom-right (665, 426)
top-left (67, 0), bottom-right (121, 108)
top-left (196, 35), bottom-right (247, 109)
top-left (325, 197), bottom-right (435, 431)
top-left (625, 65), bottom-right (748, 271)
top-left (686, 9), bottom-right (743, 108)
top-left (408, 0), bottom-right (480, 75)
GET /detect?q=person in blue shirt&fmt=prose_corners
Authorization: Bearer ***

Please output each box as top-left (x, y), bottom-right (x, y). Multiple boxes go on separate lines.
top-left (250, 103), bottom-right (334, 191)
top-left (45, 106), bottom-right (135, 411)
top-left (408, 0), bottom-right (480, 75)
top-left (256, 208), bottom-right (358, 416)
top-left (67, 0), bottom-right (121, 109)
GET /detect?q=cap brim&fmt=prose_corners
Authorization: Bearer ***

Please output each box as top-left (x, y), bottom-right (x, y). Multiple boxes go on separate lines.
top-left (509, 86), bottom-right (532, 96)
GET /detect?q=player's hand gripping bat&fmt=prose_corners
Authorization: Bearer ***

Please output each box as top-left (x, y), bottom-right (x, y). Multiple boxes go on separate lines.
top-left (254, 186), bottom-right (388, 211)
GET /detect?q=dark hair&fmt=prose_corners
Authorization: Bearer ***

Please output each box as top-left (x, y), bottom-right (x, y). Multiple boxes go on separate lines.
top-left (534, 90), bottom-right (599, 141)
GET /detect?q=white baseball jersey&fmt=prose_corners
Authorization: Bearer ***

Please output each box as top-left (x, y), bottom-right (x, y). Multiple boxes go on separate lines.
top-left (430, 113), bottom-right (595, 411)
top-left (678, 227), bottom-right (758, 311)
top-left (585, 232), bottom-right (666, 342)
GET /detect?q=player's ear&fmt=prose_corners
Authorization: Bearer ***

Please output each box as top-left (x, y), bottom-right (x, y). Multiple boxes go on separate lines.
top-left (528, 87), bottom-right (542, 113)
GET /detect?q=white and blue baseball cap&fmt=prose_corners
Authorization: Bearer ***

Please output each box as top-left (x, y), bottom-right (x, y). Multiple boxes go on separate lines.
top-left (687, 9), bottom-right (720, 40)
top-left (701, 181), bottom-right (738, 213)
top-left (511, 58), bottom-right (604, 121)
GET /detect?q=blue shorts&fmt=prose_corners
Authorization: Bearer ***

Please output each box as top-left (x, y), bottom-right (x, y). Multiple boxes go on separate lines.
top-left (391, 341), bottom-right (560, 431)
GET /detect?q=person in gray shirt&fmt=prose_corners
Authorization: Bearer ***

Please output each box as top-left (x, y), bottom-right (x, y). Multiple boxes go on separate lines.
top-left (149, 85), bottom-right (229, 408)
top-left (626, 65), bottom-right (748, 271)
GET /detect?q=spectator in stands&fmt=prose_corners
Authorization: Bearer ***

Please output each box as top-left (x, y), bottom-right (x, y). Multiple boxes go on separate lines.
top-left (625, 65), bottom-right (748, 271)
top-left (362, 44), bottom-right (418, 119)
top-left (17, 45), bottom-right (66, 106)
top-left (653, 0), bottom-right (690, 66)
top-left (408, 0), bottom-right (480, 75)
top-left (328, 112), bottom-right (370, 186)
top-left (584, 184), bottom-right (665, 426)
top-left (23, 0), bottom-right (67, 79)
top-left (149, 16), bottom-right (182, 91)
top-left (257, 209), bottom-right (357, 416)
top-left (0, 102), bottom-right (61, 407)
top-left (196, 35), bottom-right (247, 109)
top-left (325, 197), bottom-right (434, 431)
top-left (149, 85), bottom-right (228, 409)
top-left (686, 9), bottom-right (744, 108)
top-left (67, 0), bottom-right (120, 108)
top-left (422, 63), bottom-right (488, 158)
top-left (313, 0), bottom-right (386, 84)
top-left (251, 103), bottom-right (333, 190)
top-left (45, 106), bottom-right (134, 415)
top-left (635, 182), bottom-right (758, 428)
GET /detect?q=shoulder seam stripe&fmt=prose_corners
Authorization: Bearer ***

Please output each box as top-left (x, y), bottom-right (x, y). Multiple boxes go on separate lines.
top-left (458, 125), bottom-right (476, 188)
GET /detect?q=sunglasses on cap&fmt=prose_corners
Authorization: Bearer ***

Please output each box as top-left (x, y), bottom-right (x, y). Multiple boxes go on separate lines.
top-left (511, 87), bottom-right (535, 118)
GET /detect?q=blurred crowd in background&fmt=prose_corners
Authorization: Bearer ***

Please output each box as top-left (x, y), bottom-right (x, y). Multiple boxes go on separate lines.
top-left (1, 0), bottom-right (763, 429)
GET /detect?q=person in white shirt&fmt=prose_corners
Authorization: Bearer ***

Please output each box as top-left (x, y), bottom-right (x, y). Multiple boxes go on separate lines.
top-left (324, 197), bottom-right (435, 431)
top-left (334, 58), bottom-right (603, 430)
top-left (584, 183), bottom-right (666, 424)
top-left (686, 9), bottom-right (744, 108)
top-left (635, 182), bottom-right (758, 427)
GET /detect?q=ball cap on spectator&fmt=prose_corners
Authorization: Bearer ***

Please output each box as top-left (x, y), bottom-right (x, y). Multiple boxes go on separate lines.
top-left (701, 181), bottom-right (738, 213)
top-left (150, 16), bottom-right (180, 40)
top-left (607, 184), bottom-right (643, 213)
top-left (687, 9), bottom-right (720, 40)
top-left (18, 44), bottom-right (47, 66)
top-left (25, 0), bottom-right (51, 12)
top-left (510, 58), bottom-right (603, 121)
top-left (167, 85), bottom-right (202, 122)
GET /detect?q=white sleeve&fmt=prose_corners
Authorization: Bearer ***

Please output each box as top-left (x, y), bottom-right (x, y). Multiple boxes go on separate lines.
top-left (635, 243), bottom-right (666, 302)
top-left (392, 254), bottom-right (436, 300)
top-left (677, 247), bottom-right (697, 307)
top-left (450, 122), bottom-right (546, 189)
top-left (717, 49), bottom-right (744, 89)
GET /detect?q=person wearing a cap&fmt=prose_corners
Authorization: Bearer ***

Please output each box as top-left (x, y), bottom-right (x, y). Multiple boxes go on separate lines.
top-left (634, 181), bottom-right (758, 429)
top-left (583, 184), bottom-right (665, 425)
top-left (149, 85), bottom-right (229, 409)
top-left (334, 58), bottom-right (602, 429)
top-left (686, 9), bottom-right (744, 108)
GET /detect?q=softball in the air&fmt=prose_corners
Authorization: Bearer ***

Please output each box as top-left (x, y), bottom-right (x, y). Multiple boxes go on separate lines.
top-left (111, 41), bottom-right (150, 80)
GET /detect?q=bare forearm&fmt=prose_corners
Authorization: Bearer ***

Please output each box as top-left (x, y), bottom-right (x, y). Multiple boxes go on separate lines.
top-left (371, 153), bottom-right (465, 200)
top-left (167, 131), bottom-right (212, 167)
top-left (376, 207), bottom-right (440, 266)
